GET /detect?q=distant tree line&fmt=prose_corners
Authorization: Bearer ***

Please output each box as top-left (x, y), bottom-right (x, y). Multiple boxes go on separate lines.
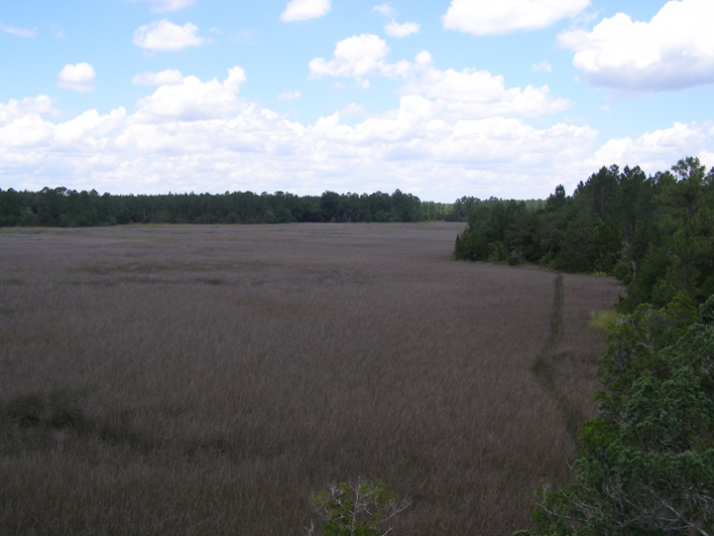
top-left (0, 188), bottom-right (462, 227)
top-left (455, 157), bottom-right (714, 310)
top-left (0, 185), bottom-right (552, 228)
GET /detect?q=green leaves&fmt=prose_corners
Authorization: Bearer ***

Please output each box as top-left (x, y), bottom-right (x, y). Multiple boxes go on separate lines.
top-left (309, 480), bottom-right (410, 536)
top-left (527, 295), bottom-right (714, 536)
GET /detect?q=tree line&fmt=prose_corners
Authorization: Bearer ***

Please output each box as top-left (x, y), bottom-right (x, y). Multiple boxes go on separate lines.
top-left (467, 157), bottom-right (714, 536)
top-left (0, 187), bottom-right (468, 227)
top-left (455, 157), bottom-right (714, 311)
top-left (0, 186), bottom-right (551, 228)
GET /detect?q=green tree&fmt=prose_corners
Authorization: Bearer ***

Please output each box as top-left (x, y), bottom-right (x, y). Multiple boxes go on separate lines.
top-left (524, 294), bottom-right (714, 536)
top-left (308, 480), bottom-right (410, 536)
top-left (592, 217), bottom-right (622, 274)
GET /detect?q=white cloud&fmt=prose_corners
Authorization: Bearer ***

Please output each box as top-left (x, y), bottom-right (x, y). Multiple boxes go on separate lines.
top-left (372, 3), bottom-right (396, 17)
top-left (0, 94), bottom-right (595, 199)
top-left (57, 63), bottom-right (96, 94)
top-left (340, 103), bottom-right (367, 117)
top-left (588, 121), bottom-right (714, 173)
top-left (559, 0), bottom-right (714, 92)
top-left (531, 60), bottom-right (552, 72)
top-left (2, 66), bottom-right (712, 202)
top-left (280, 0), bottom-right (331, 22)
top-left (132, 69), bottom-right (184, 85)
top-left (372, 4), bottom-right (420, 38)
top-left (131, 67), bottom-right (247, 122)
top-left (309, 34), bottom-right (409, 81)
top-left (127, 0), bottom-right (194, 12)
top-left (443, 0), bottom-right (590, 35)
top-left (310, 44), bottom-right (570, 119)
top-left (402, 52), bottom-right (571, 120)
top-left (132, 20), bottom-right (204, 51)
top-left (0, 96), bottom-right (56, 125)
top-left (278, 90), bottom-right (302, 101)
top-left (1, 24), bottom-right (37, 37)
top-left (384, 21), bottom-right (420, 38)
top-left (54, 109), bottom-right (127, 146)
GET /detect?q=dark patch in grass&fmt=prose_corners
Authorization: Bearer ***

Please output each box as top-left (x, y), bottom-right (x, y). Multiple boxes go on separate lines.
top-left (532, 275), bottom-right (585, 442)
top-left (1, 392), bottom-right (157, 452)
top-left (3, 393), bottom-right (45, 429)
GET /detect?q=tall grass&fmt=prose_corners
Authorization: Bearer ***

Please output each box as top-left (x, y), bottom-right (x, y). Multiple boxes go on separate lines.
top-left (0, 223), bottom-right (623, 535)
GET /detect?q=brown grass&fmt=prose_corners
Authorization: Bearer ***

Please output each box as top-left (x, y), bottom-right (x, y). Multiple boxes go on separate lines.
top-left (0, 223), bottom-right (623, 535)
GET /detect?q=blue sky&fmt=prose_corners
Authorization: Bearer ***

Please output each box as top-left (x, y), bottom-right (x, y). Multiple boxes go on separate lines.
top-left (1, 0), bottom-right (713, 201)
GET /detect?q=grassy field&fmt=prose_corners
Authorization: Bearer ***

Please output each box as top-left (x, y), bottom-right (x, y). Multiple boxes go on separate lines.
top-left (0, 223), bottom-right (623, 535)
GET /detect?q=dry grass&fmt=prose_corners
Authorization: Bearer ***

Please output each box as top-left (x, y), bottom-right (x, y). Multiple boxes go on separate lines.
top-left (0, 223), bottom-right (623, 535)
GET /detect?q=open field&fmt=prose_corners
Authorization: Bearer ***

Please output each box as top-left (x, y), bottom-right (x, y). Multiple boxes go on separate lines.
top-left (0, 223), bottom-right (623, 535)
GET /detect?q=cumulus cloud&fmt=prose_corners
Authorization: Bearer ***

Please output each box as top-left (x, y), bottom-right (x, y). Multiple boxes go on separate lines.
top-left (443, 0), bottom-right (590, 35)
top-left (1, 24), bottom-right (37, 37)
top-left (405, 53), bottom-right (571, 120)
top-left (132, 69), bottom-right (184, 85)
top-left (57, 63), bottom-right (96, 93)
top-left (133, 20), bottom-right (204, 51)
top-left (372, 4), bottom-right (420, 38)
top-left (0, 96), bottom-right (56, 125)
top-left (280, 0), bottom-right (331, 22)
top-left (2, 66), bottom-right (712, 201)
top-left (559, 0), bottom-right (714, 92)
top-left (131, 67), bottom-right (247, 122)
top-left (0, 105), bottom-right (125, 151)
top-left (310, 43), bottom-right (570, 119)
top-left (278, 90), bottom-right (301, 101)
top-left (53, 109), bottom-right (127, 146)
top-left (309, 34), bottom-right (408, 81)
top-left (0, 92), bottom-right (594, 199)
top-left (588, 121), bottom-right (714, 173)
top-left (127, 0), bottom-right (194, 12)
top-left (384, 21), bottom-right (420, 38)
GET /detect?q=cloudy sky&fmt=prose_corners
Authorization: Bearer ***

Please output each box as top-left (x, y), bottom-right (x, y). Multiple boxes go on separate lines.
top-left (1, 0), bottom-right (713, 201)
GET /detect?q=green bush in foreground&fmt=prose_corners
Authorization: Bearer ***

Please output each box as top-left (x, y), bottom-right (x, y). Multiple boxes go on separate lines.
top-left (520, 294), bottom-right (714, 536)
top-left (307, 480), bottom-right (410, 536)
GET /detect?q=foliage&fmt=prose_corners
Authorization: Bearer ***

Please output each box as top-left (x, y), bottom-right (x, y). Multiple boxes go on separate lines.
top-left (587, 309), bottom-right (618, 331)
top-left (307, 480), bottom-right (410, 536)
top-left (0, 187), bottom-right (455, 227)
top-left (455, 157), bottom-right (714, 310)
top-left (520, 293), bottom-right (714, 536)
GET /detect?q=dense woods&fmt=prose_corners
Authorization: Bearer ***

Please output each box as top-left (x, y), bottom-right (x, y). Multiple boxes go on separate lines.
top-left (528, 294), bottom-right (714, 536)
top-left (0, 186), bottom-right (550, 228)
top-left (471, 161), bottom-right (714, 536)
top-left (0, 188), bottom-right (460, 226)
top-left (455, 157), bottom-right (714, 311)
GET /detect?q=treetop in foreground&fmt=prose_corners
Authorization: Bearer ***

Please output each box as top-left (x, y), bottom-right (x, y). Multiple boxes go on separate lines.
top-left (521, 293), bottom-right (714, 536)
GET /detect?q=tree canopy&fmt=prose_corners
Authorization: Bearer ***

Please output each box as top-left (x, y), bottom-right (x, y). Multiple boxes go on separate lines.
top-left (455, 157), bottom-right (714, 310)
top-left (526, 294), bottom-right (714, 536)
top-left (0, 188), bottom-right (460, 227)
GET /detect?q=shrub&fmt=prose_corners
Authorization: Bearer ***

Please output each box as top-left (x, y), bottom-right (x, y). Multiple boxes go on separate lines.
top-left (307, 480), bottom-right (410, 536)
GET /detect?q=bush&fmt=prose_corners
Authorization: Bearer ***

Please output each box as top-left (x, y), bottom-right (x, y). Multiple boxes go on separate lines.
top-left (523, 294), bottom-right (714, 536)
top-left (307, 480), bottom-right (410, 536)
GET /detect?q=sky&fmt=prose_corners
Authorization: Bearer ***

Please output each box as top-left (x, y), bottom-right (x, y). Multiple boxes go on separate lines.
top-left (1, 0), bottom-right (713, 201)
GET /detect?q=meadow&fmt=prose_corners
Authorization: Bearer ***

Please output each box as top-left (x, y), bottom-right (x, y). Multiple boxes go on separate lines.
top-left (0, 223), bottom-right (623, 535)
